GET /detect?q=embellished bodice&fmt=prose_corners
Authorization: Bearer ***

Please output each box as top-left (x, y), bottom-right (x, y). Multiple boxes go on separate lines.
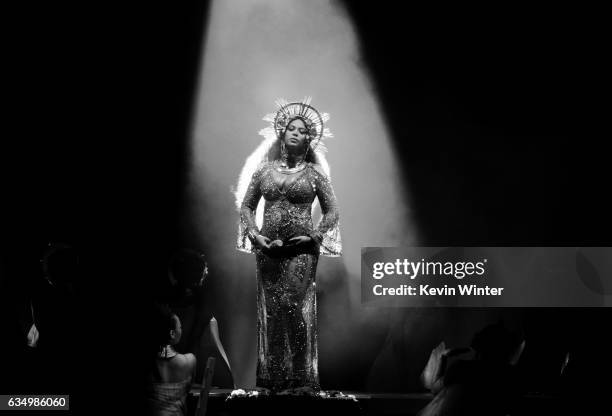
top-left (260, 166), bottom-right (317, 203)
top-left (259, 165), bottom-right (318, 241)
top-left (238, 162), bottom-right (341, 257)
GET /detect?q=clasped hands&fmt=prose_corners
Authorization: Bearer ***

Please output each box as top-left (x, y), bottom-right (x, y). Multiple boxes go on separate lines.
top-left (254, 234), bottom-right (312, 253)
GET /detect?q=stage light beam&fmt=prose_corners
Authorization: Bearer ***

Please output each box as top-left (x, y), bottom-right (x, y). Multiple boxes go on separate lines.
top-left (187, 0), bottom-right (419, 387)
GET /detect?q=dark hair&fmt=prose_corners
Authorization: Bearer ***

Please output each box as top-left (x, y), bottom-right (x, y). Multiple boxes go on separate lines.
top-left (471, 321), bottom-right (519, 363)
top-left (151, 303), bottom-right (176, 347)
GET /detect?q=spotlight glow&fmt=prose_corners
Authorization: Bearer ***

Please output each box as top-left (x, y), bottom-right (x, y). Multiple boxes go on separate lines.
top-left (188, 0), bottom-right (418, 387)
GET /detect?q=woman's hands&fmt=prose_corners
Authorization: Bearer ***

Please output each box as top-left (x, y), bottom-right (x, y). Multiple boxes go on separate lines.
top-left (287, 235), bottom-right (312, 246)
top-left (254, 234), bottom-right (314, 254)
top-left (253, 234), bottom-right (272, 249)
top-left (253, 235), bottom-right (284, 252)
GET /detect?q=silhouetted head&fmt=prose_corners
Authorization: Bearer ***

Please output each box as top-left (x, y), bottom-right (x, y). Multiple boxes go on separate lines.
top-left (167, 249), bottom-right (207, 306)
top-left (471, 322), bottom-right (520, 364)
top-left (168, 249), bottom-right (207, 288)
top-left (152, 303), bottom-right (182, 347)
top-left (42, 243), bottom-right (79, 291)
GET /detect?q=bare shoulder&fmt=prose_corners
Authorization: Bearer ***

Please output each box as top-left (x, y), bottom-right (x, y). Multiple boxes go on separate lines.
top-left (184, 352), bottom-right (197, 366)
top-left (170, 352), bottom-right (196, 369)
top-left (172, 353), bottom-right (196, 377)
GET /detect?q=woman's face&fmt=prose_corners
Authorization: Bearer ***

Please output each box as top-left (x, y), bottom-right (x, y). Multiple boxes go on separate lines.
top-left (283, 118), bottom-right (309, 151)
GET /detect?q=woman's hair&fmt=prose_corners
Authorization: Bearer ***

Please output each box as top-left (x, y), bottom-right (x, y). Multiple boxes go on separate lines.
top-left (151, 303), bottom-right (176, 347)
top-left (267, 116), bottom-right (320, 164)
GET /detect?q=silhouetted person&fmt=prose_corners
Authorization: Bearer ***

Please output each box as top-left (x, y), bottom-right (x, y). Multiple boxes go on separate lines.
top-left (28, 243), bottom-right (80, 393)
top-left (163, 249), bottom-right (234, 388)
top-left (419, 322), bottom-right (525, 416)
top-left (145, 303), bottom-right (196, 416)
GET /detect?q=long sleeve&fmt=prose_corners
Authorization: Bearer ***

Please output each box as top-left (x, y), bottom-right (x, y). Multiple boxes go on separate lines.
top-left (237, 163), bottom-right (265, 253)
top-left (311, 165), bottom-right (342, 257)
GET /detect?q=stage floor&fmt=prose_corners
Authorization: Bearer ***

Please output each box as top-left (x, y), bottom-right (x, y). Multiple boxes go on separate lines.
top-left (188, 387), bottom-right (563, 416)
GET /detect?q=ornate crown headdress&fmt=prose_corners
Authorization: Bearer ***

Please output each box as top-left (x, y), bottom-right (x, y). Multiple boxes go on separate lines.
top-left (259, 97), bottom-right (333, 151)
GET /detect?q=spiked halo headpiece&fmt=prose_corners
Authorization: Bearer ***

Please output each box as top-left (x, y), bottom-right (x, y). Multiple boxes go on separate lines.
top-left (260, 97), bottom-right (333, 151)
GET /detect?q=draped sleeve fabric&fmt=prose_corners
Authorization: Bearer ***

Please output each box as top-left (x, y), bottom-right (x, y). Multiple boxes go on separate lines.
top-left (310, 165), bottom-right (342, 257)
top-left (237, 162), bottom-right (266, 254)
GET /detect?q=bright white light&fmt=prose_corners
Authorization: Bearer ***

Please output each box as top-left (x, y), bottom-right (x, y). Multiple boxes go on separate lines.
top-left (189, 0), bottom-right (418, 387)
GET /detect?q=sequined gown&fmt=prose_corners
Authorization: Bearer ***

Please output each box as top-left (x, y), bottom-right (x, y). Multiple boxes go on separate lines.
top-left (238, 161), bottom-right (341, 390)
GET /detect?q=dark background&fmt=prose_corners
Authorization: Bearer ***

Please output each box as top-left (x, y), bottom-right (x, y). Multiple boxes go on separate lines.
top-left (2, 1), bottom-right (610, 414)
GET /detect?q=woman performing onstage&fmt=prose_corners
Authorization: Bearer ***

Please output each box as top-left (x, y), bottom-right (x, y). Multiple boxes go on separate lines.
top-left (235, 98), bottom-right (342, 392)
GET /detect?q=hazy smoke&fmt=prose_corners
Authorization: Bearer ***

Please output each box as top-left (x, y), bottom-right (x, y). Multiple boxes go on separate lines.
top-left (188, 0), bottom-right (417, 387)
